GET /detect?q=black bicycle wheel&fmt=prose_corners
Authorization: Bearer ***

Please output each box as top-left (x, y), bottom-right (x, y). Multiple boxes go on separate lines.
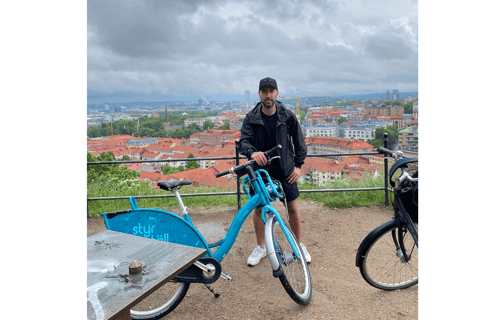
top-left (271, 217), bottom-right (312, 304)
top-left (356, 219), bottom-right (418, 290)
top-left (130, 281), bottom-right (189, 319)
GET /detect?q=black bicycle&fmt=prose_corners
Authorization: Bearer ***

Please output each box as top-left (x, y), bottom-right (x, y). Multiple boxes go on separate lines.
top-left (355, 147), bottom-right (418, 290)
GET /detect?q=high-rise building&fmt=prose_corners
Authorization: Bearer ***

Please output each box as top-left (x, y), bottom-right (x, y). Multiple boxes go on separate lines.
top-left (386, 90), bottom-right (390, 101)
top-left (198, 99), bottom-right (203, 106)
top-left (244, 90), bottom-right (250, 106)
top-left (392, 89), bottom-right (400, 101)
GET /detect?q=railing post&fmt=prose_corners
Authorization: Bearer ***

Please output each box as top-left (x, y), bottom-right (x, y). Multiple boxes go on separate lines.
top-left (235, 141), bottom-right (241, 210)
top-left (383, 133), bottom-right (389, 206)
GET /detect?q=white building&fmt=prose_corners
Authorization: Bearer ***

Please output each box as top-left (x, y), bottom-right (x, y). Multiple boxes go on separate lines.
top-left (184, 118), bottom-right (206, 127)
top-left (303, 125), bottom-right (339, 138)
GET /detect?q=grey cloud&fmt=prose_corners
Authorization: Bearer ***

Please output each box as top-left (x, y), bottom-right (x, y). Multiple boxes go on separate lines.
top-left (87, 0), bottom-right (418, 103)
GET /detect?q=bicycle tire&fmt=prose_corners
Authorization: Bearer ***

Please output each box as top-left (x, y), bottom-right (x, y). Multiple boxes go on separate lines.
top-left (356, 219), bottom-right (418, 290)
top-left (270, 217), bottom-right (312, 305)
top-left (130, 281), bottom-right (189, 319)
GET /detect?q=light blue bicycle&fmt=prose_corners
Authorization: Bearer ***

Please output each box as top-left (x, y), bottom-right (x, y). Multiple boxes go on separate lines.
top-left (102, 145), bottom-right (312, 319)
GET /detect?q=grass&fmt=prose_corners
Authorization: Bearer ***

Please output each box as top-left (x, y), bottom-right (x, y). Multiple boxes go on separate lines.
top-left (298, 174), bottom-right (393, 209)
top-left (87, 171), bottom-right (394, 217)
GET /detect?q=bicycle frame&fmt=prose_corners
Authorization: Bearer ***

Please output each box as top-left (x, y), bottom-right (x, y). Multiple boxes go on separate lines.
top-left (174, 168), bottom-right (300, 263)
top-left (102, 165), bottom-right (301, 276)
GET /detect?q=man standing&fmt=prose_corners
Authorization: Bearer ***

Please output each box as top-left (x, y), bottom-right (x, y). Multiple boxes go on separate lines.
top-left (239, 77), bottom-right (311, 266)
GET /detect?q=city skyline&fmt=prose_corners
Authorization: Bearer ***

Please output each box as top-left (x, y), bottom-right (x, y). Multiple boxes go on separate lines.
top-left (87, 0), bottom-right (418, 105)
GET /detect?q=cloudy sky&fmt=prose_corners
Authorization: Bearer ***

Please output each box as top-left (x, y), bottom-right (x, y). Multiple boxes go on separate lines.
top-left (87, 0), bottom-right (418, 104)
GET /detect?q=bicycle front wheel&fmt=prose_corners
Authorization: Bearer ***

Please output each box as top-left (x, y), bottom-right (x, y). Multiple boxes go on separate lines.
top-left (271, 217), bottom-right (312, 305)
top-left (356, 219), bottom-right (418, 290)
top-left (130, 281), bottom-right (189, 319)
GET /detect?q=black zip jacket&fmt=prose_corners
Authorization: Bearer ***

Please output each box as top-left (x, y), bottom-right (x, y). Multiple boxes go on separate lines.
top-left (238, 101), bottom-right (307, 177)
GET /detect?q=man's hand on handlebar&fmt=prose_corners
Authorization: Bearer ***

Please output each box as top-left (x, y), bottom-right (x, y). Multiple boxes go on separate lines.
top-left (251, 151), bottom-right (268, 166)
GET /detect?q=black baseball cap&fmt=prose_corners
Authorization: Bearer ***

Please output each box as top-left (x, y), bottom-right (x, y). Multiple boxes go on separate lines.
top-left (259, 77), bottom-right (278, 91)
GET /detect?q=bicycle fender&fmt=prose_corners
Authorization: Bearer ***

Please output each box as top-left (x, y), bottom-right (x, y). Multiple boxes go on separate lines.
top-left (265, 216), bottom-right (280, 272)
top-left (173, 257), bottom-right (222, 284)
top-left (355, 219), bottom-right (399, 267)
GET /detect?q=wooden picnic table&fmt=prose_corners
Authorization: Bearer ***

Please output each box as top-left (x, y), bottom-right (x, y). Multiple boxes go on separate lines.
top-left (87, 230), bottom-right (206, 320)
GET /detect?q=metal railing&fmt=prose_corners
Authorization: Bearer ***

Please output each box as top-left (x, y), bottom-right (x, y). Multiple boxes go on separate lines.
top-left (87, 134), bottom-right (398, 217)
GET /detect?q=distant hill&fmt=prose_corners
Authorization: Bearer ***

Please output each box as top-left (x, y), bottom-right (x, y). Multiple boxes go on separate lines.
top-left (88, 91), bottom-right (418, 109)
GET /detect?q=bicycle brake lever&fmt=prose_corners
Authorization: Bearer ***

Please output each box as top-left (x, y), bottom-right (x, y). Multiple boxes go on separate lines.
top-left (266, 156), bottom-right (281, 165)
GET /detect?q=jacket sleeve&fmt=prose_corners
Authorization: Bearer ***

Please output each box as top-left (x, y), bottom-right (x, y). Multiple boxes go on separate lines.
top-left (292, 116), bottom-right (307, 169)
top-left (238, 114), bottom-right (257, 158)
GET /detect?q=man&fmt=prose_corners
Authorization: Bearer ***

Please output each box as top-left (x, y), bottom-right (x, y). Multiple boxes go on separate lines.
top-left (239, 77), bottom-right (311, 266)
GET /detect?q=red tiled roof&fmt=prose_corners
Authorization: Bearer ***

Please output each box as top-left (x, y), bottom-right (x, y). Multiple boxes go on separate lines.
top-left (125, 163), bottom-right (144, 171)
top-left (138, 170), bottom-right (167, 182)
top-left (305, 137), bottom-right (372, 150)
top-left (142, 150), bottom-right (161, 158)
top-left (310, 158), bottom-right (344, 172)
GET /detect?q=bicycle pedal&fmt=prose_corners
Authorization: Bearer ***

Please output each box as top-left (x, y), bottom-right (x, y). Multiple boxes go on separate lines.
top-left (220, 272), bottom-right (232, 281)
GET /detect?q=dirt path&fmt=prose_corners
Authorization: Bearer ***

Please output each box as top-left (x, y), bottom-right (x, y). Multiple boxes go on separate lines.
top-left (87, 199), bottom-right (417, 319)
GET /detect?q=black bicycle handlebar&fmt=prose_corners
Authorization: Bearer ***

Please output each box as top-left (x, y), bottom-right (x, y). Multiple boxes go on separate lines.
top-left (215, 145), bottom-right (282, 178)
top-left (215, 169), bottom-right (231, 178)
top-left (377, 147), bottom-right (393, 157)
top-left (263, 144), bottom-right (282, 159)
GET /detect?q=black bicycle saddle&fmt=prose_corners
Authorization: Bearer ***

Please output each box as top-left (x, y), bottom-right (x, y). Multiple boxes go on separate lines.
top-left (157, 180), bottom-right (192, 191)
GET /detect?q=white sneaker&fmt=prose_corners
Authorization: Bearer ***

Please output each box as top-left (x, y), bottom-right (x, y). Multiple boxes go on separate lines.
top-left (300, 243), bottom-right (311, 264)
top-left (247, 246), bottom-right (267, 266)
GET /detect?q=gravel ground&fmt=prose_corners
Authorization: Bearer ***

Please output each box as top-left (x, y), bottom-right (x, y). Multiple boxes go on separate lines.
top-left (87, 199), bottom-right (418, 319)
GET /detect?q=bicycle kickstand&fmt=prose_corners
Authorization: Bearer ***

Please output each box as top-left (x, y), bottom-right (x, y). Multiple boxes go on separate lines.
top-left (204, 284), bottom-right (220, 298)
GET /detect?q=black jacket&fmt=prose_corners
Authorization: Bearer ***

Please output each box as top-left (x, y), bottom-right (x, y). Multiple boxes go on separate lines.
top-left (238, 101), bottom-right (307, 177)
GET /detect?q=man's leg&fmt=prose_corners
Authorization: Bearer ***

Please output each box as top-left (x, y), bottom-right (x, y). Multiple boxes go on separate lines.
top-left (285, 199), bottom-right (301, 243)
top-left (248, 207), bottom-right (267, 266)
top-left (253, 207), bottom-right (266, 247)
top-left (284, 199), bottom-right (311, 263)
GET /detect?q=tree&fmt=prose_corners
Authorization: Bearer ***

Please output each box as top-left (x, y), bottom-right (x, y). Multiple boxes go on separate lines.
top-left (87, 152), bottom-right (140, 184)
top-left (216, 120), bottom-right (230, 130)
top-left (338, 117), bottom-right (348, 125)
top-left (187, 153), bottom-right (199, 169)
top-left (202, 120), bottom-right (214, 130)
top-left (373, 125), bottom-right (399, 149)
top-left (161, 164), bottom-right (172, 174)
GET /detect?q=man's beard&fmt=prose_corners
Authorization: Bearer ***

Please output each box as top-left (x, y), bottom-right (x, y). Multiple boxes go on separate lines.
top-left (262, 99), bottom-right (274, 109)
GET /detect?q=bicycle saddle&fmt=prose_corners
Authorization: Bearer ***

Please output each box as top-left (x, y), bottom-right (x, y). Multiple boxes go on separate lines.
top-left (157, 180), bottom-right (192, 191)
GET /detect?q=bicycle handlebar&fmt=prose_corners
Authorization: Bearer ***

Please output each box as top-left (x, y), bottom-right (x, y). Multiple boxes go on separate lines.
top-left (215, 145), bottom-right (282, 178)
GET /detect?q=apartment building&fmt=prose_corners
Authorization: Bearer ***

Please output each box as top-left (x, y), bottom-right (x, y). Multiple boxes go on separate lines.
top-left (199, 129), bottom-right (241, 146)
top-left (303, 125), bottom-right (339, 138)
top-left (127, 138), bottom-right (158, 148)
top-left (364, 104), bottom-right (404, 117)
top-left (306, 112), bottom-right (342, 126)
top-left (399, 126), bottom-right (419, 151)
top-left (339, 123), bottom-right (376, 141)
top-left (309, 158), bottom-right (343, 185)
top-left (305, 136), bottom-right (373, 157)
top-left (184, 118), bottom-right (205, 128)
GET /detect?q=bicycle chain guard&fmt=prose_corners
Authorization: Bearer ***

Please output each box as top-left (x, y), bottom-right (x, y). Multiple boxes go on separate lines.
top-left (173, 257), bottom-right (222, 284)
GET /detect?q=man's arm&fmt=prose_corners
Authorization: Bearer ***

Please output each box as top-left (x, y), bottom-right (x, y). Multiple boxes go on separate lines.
top-left (292, 116), bottom-right (307, 168)
top-left (238, 115), bottom-right (257, 158)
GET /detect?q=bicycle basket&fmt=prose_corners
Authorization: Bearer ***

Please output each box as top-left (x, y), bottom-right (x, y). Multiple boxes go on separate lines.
top-left (263, 176), bottom-right (285, 201)
top-left (395, 170), bottom-right (418, 223)
top-left (244, 172), bottom-right (285, 201)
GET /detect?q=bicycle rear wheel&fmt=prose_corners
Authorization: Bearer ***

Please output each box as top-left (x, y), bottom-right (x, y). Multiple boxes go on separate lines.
top-left (270, 217), bottom-right (311, 305)
top-left (130, 281), bottom-right (189, 319)
top-left (356, 219), bottom-right (418, 290)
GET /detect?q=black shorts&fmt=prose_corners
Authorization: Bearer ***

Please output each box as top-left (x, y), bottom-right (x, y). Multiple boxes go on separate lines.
top-left (249, 167), bottom-right (299, 203)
